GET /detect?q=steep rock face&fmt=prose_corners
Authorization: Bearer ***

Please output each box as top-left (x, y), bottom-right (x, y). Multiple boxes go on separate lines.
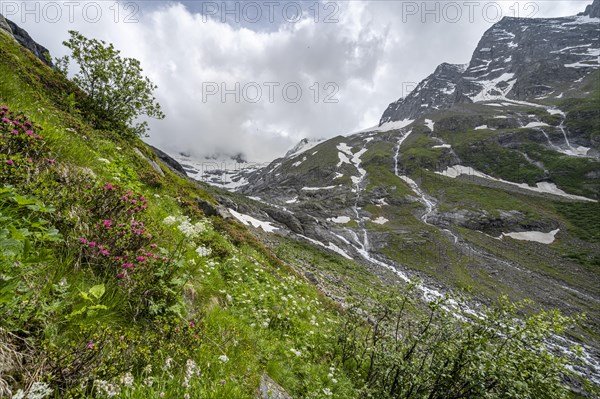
top-left (381, 8), bottom-right (599, 124)
top-left (580, 0), bottom-right (600, 18)
top-left (150, 145), bottom-right (188, 176)
top-left (380, 63), bottom-right (467, 124)
top-left (0, 14), bottom-right (53, 67)
top-left (0, 13), bottom-right (11, 34)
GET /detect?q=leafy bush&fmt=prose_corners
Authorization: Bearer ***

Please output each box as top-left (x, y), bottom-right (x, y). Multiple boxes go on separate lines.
top-left (336, 286), bottom-right (577, 399)
top-left (61, 31), bottom-right (165, 137)
top-left (0, 106), bottom-right (52, 184)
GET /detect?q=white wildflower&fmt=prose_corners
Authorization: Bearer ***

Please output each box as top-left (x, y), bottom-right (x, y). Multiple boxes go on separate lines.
top-left (195, 246), bottom-right (212, 257)
top-left (143, 377), bottom-right (154, 387)
top-left (218, 355), bottom-right (229, 364)
top-left (164, 357), bottom-right (173, 370)
top-left (177, 219), bottom-right (209, 239)
top-left (119, 372), bottom-right (134, 387)
top-left (162, 216), bottom-right (177, 226)
top-left (183, 359), bottom-right (197, 388)
top-left (290, 348), bottom-right (302, 357)
top-left (323, 387), bottom-right (333, 396)
top-left (26, 382), bottom-right (53, 399)
top-left (94, 380), bottom-right (120, 397)
top-left (12, 390), bottom-right (26, 399)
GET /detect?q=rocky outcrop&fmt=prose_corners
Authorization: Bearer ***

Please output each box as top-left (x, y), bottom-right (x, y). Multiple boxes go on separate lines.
top-left (264, 208), bottom-right (304, 234)
top-left (380, 63), bottom-right (467, 125)
top-left (580, 0), bottom-right (600, 18)
top-left (150, 145), bottom-right (188, 176)
top-left (134, 148), bottom-right (164, 176)
top-left (0, 15), bottom-right (53, 67)
top-left (0, 14), bottom-right (11, 34)
top-left (380, 2), bottom-right (600, 124)
top-left (258, 374), bottom-right (292, 399)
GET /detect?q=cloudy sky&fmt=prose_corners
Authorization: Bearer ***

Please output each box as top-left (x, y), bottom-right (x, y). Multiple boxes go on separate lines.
top-left (2, 0), bottom-right (589, 161)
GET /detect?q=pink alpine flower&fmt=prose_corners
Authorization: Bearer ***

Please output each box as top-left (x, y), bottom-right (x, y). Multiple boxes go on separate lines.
top-left (5, 160), bottom-right (14, 165)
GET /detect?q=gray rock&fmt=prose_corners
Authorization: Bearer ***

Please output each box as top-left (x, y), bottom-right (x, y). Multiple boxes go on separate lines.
top-left (196, 198), bottom-right (231, 219)
top-left (149, 145), bottom-right (187, 176)
top-left (0, 14), bottom-right (12, 35)
top-left (134, 147), bottom-right (165, 177)
top-left (258, 374), bottom-right (292, 399)
top-left (580, 0), bottom-right (600, 18)
top-left (265, 208), bottom-right (304, 234)
top-left (304, 271), bottom-right (319, 285)
top-left (2, 16), bottom-right (53, 67)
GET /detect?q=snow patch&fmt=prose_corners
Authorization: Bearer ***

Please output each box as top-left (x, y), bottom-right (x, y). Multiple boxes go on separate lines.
top-left (299, 235), bottom-right (353, 260)
top-left (372, 217), bottom-right (389, 225)
top-left (433, 144), bottom-right (452, 149)
top-left (436, 165), bottom-right (597, 202)
top-left (524, 121), bottom-right (550, 128)
top-left (424, 119), bottom-right (435, 131)
top-left (372, 119), bottom-right (414, 132)
top-left (500, 229), bottom-right (560, 245)
top-left (228, 209), bottom-right (278, 233)
top-left (328, 216), bottom-right (351, 224)
top-left (302, 186), bottom-right (339, 191)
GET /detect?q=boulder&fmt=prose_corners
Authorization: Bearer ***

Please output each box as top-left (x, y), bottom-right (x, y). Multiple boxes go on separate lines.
top-left (258, 374), bottom-right (292, 399)
top-left (149, 145), bottom-right (187, 176)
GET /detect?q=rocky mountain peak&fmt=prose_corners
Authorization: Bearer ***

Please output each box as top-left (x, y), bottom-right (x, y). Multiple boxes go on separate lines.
top-left (379, 62), bottom-right (467, 125)
top-left (580, 0), bottom-right (600, 18)
top-left (380, 4), bottom-right (599, 125)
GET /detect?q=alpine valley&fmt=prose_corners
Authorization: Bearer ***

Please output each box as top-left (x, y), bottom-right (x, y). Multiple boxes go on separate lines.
top-left (195, 0), bottom-right (600, 387)
top-left (1, 1), bottom-right (600, 398)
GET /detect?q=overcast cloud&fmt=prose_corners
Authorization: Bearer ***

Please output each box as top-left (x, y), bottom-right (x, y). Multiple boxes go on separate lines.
top-left (2, 0), bottom-right (589, 161)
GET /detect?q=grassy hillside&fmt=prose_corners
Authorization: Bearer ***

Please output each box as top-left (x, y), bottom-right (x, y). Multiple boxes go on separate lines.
top-left (0, 29), bottom-right (358, 399)
top-left (0, 28), bottom-right (595, 399)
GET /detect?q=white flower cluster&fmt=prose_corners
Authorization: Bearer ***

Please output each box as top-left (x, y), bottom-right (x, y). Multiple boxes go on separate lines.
top-left (162, 216), bottom-right (211, 240)
top-left (290, 348), bottom-right (302, 357)
top-left (12, 382), bottom-right (53, 399)
top-left (93, 380), bottom-right (121, 398)
top-left (195, 246), bottom-right (212, 257)
top-left (183, 359), bottom-right (199, 389)
top-left (218, 355), bottom-right (229, 364)
top-left (119, 372), bottom-right (134, 388)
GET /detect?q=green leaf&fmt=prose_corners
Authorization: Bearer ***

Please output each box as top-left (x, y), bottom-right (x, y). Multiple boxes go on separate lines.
top-left (88, 284), bottom-right (105, 300)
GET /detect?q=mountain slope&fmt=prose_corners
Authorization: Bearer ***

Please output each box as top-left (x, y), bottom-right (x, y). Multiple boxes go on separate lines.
top-left (1, 8), bottom-right (599, 399)
top-left (234, 3), bottom-right (600, 388)
top-left (380, 6), bottom-right (600, 125)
